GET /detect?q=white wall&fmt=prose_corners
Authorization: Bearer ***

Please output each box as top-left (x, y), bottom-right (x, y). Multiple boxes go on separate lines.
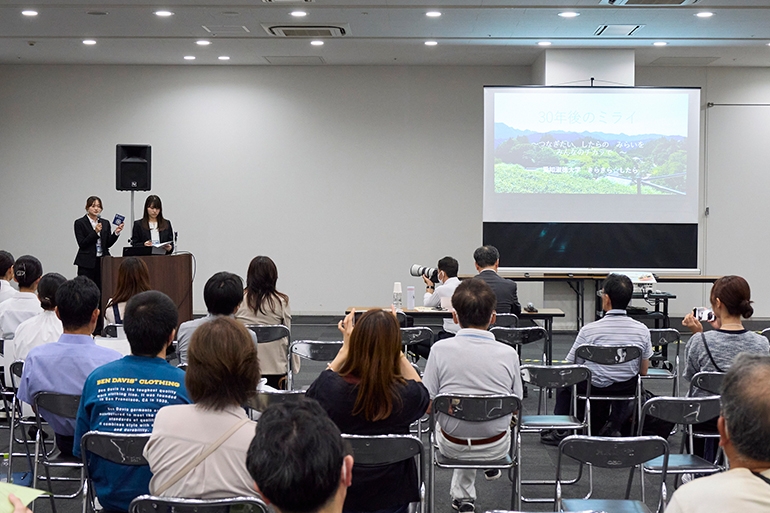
top-left (0, 64), bottom-right (529, 315)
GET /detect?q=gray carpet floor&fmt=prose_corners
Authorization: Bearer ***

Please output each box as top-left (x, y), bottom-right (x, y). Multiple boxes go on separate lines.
top-left (4, 317), bottom-right (695, 513)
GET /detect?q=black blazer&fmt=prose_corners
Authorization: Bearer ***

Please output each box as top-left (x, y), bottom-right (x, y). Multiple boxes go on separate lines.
top-left (131, 219), bottom-right (174, 254)
top-left (73, 215), bottom-right (120, 269)
top-left (475, 269), bottom-right (522, 315)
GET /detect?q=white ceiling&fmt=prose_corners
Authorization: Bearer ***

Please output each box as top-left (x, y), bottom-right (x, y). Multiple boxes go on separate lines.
top-left (2, 1), bottom-right (770, 66)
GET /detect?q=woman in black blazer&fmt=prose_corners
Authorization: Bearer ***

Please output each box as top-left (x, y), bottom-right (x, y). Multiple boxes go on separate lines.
top-left (131, 195), bottom-right (174, 254)
top-left (73, 196), bottom-right (124, 290)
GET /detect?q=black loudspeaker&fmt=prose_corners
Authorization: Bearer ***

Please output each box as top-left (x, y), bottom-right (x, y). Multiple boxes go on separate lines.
top-left (116, 144), bottom-right (151, 191)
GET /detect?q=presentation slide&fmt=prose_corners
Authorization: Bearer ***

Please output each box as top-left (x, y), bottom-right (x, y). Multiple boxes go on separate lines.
top-left (483, 87), bottom-right (701, 224)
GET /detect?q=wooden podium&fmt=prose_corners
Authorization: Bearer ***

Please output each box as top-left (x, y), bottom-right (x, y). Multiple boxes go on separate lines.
top-left (101, 254), bottom-right (193, 325)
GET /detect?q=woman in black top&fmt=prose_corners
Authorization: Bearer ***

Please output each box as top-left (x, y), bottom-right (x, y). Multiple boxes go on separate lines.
top-left (73, 196), bottom-right (124, 290)
top-left (131, 195), bottom-right (173, 253)
top-left (306, 308), bottom-right (429, 513)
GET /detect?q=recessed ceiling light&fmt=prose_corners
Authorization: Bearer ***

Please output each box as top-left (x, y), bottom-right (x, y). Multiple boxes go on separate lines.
top-left (21, 10), bottom-right (38, 17)
top-left (426, 11), bottom-right (442, 18)
top-left (538, 41), bottom-right (552, 46)
top-left (154, 10), bottom-right (174, 17)
top-left (218, 56), bottom-right (230, 60)
top-left (310, 40), bottom-right (324, 46)
top-left (558, 12), bottom-right (580, 18)
top-left (83, 39), bottom-right (96, 45)
top-left (291, 10), bottom-right (307, 17)
top-left (695, 12), bottom-right (714, 18)
top-left (425, 41), bottom-right (438, 46)
top-left (184, 55), bottom-right (195, 60)
top-left (653, 41), bottom-right (668, 46)
top-left (196, 40), bottom-right (211, 46)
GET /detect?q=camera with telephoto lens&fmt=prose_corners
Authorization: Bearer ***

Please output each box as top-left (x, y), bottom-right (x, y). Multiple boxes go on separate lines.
top-left (410, 264), bottom-right (439, 284)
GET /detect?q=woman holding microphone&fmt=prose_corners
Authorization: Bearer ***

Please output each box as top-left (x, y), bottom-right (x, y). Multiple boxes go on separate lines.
top-left (73, 196), bottom-right (124, 290)
top-left (131, 195), bottom-right (174, 253)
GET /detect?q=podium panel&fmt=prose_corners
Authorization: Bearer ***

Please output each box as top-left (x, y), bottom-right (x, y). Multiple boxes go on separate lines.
top-left (101, 254), bottom-right (193, 325)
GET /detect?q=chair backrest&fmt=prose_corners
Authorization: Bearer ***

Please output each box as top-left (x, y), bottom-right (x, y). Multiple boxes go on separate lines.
top-left (9, 360), bottom-right (23, 388)
top-left (689, 371), bottom-right (724, 396)
top-left (102, 323), bottom-right (122, 338)
top-left (493, 313), bottom-right (519, 328)
top-left (575, 345), bottom-right (643, 365)
top-left (649, 328), bottom-right (681, 348)
top-left (290, 340), bottom-right (343, 362)
top-left (34, 392), bottom-right (81, 419)
top-left (247, 390), bottom-right (306, 413)
top-left (80, 431), bottom-right (151, 466)
top-left (130, 495), bottom-right (269, 513)
top-left (401, 327), bottom-right (434, 348)
top-left (490, 326), bottom-right (547, 348)
top-left (177, 362), bottom-right (188, 371)
top-left (558, 435), bottom-right (669, 470)
top-left (342, 434), bottom-right (423, 466)
top-left (246, 324), bottom-right (290, 344)
top-left (640, 396), bottom-right (721, 433)
top-left (432, 394), bottom-right (521, 422)
top-left (761, 327), bottom-right (770, 345)
top-left (521, 364), bottom-right (591, 390)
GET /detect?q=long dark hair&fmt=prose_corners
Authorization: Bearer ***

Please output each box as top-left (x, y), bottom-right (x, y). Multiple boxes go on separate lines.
top-left (141, 195), bottom-right (168, 231)
top-left (245, 256), bottom-right (289, 315)
top-left (108, 257), bottom-right (151, 306)
top-left (338, 309), bottom-right (405, 421)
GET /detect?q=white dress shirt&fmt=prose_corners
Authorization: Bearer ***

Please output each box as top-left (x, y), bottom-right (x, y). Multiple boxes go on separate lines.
top-left (0, 292), bottom-right (43, 338)
top-left (0, 280), bottom-right (18, 304)
top-left (12, 310), bottom-right (63, 361)
top-left (423, 276), bottom-right (461, 333)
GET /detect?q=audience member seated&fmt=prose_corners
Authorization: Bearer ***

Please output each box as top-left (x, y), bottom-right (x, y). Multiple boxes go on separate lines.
top-left (541, 273), bottom-right (651, 445)
top-left (18, 276), bottom-right (121, 458)
top-left (472, 245), bottom-right (521, 316)
top-left (177, 271), bottom-right (257, 363)
top-left (681, 275), bottom-right (769, 459)
top-left (74, 290), bottom-right (191, 513)
top-left (12, 272), bottom-right (66, 361)
top-left (0, 250), bottom-right (16, 303)
top-left (235, 256), bottom-right (292, 389)
top-left (306, 308), bottom-right (429, 513)
top-left (0, 255), bottom-right (43, 338)
top-left (145, 317), bottom-right (259, 498)
top-left (423, 278), bottom-right (523, 513)
top-left (247, 398), bottom-right (354, 513)
top-left (665, 353), bottom-right (770, 513)
top-left (104, 257), bottom-right (151, 325)
top-left (412, 256), bottom-right (461, 360)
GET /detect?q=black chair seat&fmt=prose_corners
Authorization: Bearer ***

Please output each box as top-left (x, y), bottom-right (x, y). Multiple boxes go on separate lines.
top-left (520, 415), bottom-right (583, 430)
top-left (644, 454), bottom-right (720, 474)
top-left (562, 498), bottom-right (651, 513)
top-left (434, 453), bottom-right (512, 469)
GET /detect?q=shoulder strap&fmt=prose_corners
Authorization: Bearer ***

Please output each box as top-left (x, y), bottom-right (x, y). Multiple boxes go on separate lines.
top-left (113, 304), bottom-right (121, 324)
top-left (752, 471), bottom-right (770, 486)
top-left (700, 332), bottom-right (725, 373)
top-left (154, 417), bottom-right (250, 495)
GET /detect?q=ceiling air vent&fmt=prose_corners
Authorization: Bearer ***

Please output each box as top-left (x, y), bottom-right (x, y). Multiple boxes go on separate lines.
top-left (594, 24), bottom-right (644, 36)
top-left (263, 24), bottom-right (348, 37)
top-left (600, 0), bottom-right (699, 5)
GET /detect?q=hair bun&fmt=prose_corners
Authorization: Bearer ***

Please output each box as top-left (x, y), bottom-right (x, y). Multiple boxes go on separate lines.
top-left (740, 299), bottom-right (754, 319)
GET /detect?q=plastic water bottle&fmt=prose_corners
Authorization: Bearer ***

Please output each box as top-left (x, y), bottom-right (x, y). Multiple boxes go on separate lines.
top-left (1, 453), bottom-right (8, 483)
top-left (392, 282), bottom-right (403, 310)
top-left (406, 286), bottom-right (415, 310)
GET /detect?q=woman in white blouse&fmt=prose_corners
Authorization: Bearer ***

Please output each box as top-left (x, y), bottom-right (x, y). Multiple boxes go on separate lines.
top-left (0, 251), bottom-right (17, 304)
top-left (12, 273), bottom-right (66, 361)
top-left (0, 255), bottom-right (43, 338)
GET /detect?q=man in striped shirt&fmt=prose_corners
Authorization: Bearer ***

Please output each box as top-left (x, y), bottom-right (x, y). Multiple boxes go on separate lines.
top-left (541, 273), bottom-right (652, 445)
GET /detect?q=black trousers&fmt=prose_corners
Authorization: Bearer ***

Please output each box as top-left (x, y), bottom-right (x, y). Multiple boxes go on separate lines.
top-left (554, 376), bottom-right (638, 434)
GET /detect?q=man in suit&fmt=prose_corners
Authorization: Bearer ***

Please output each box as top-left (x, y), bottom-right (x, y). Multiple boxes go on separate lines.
top-left (473, 245), bottom-right (521, 316)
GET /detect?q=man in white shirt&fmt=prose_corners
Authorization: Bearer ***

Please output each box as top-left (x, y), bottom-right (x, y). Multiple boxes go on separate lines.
top-left (0, 251), bottom-right (17, 304)
top-left (665, 353), bottom-right (770, 513)
top-left (0, 255), bottom-right (43, 338)
top-left (412, 256), bottom-right (461, 360)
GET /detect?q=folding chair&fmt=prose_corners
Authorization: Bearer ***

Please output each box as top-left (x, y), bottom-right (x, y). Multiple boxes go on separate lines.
top-left (130, 495), bottom-right (269, 513)
top-left (517, 365), bottom-right (591, 504)
top-left (574, 345), bottom-right (644, 435)
top-left (490, 326), bottom-right (548, 364)
top-left (556, 435), bottom-right (669, 513)
top-left (493, 313), bottom-right (519, 328)
top-left (80, 431), bottom-right (151, 513)
top-left (6, 360), bottom-right (37, 483)
top-left (401, 326), bottom-right (434, 360)
top-left (429, 394), bottom-right (521, 511)
top-left (177, 362), bottom-right (188, 371)
top-left (342, 434), bottom-right (426, 513)
top-left (246, 390), bottom-right (306, 414)
top-left (287, 340), bottom-right (343, 390)
top-left (642, 329), bottom-right (681, 397)
top-left (688, 371), bottom-right (724, 396)
top-left (101, 323), bottom-right (122, 338)
top-left (246, 324), bottom-right (290, 344)
top-left (630, 396), bottom-right (722, 494)
top-left (32, 393), bottom-right (85, 513)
